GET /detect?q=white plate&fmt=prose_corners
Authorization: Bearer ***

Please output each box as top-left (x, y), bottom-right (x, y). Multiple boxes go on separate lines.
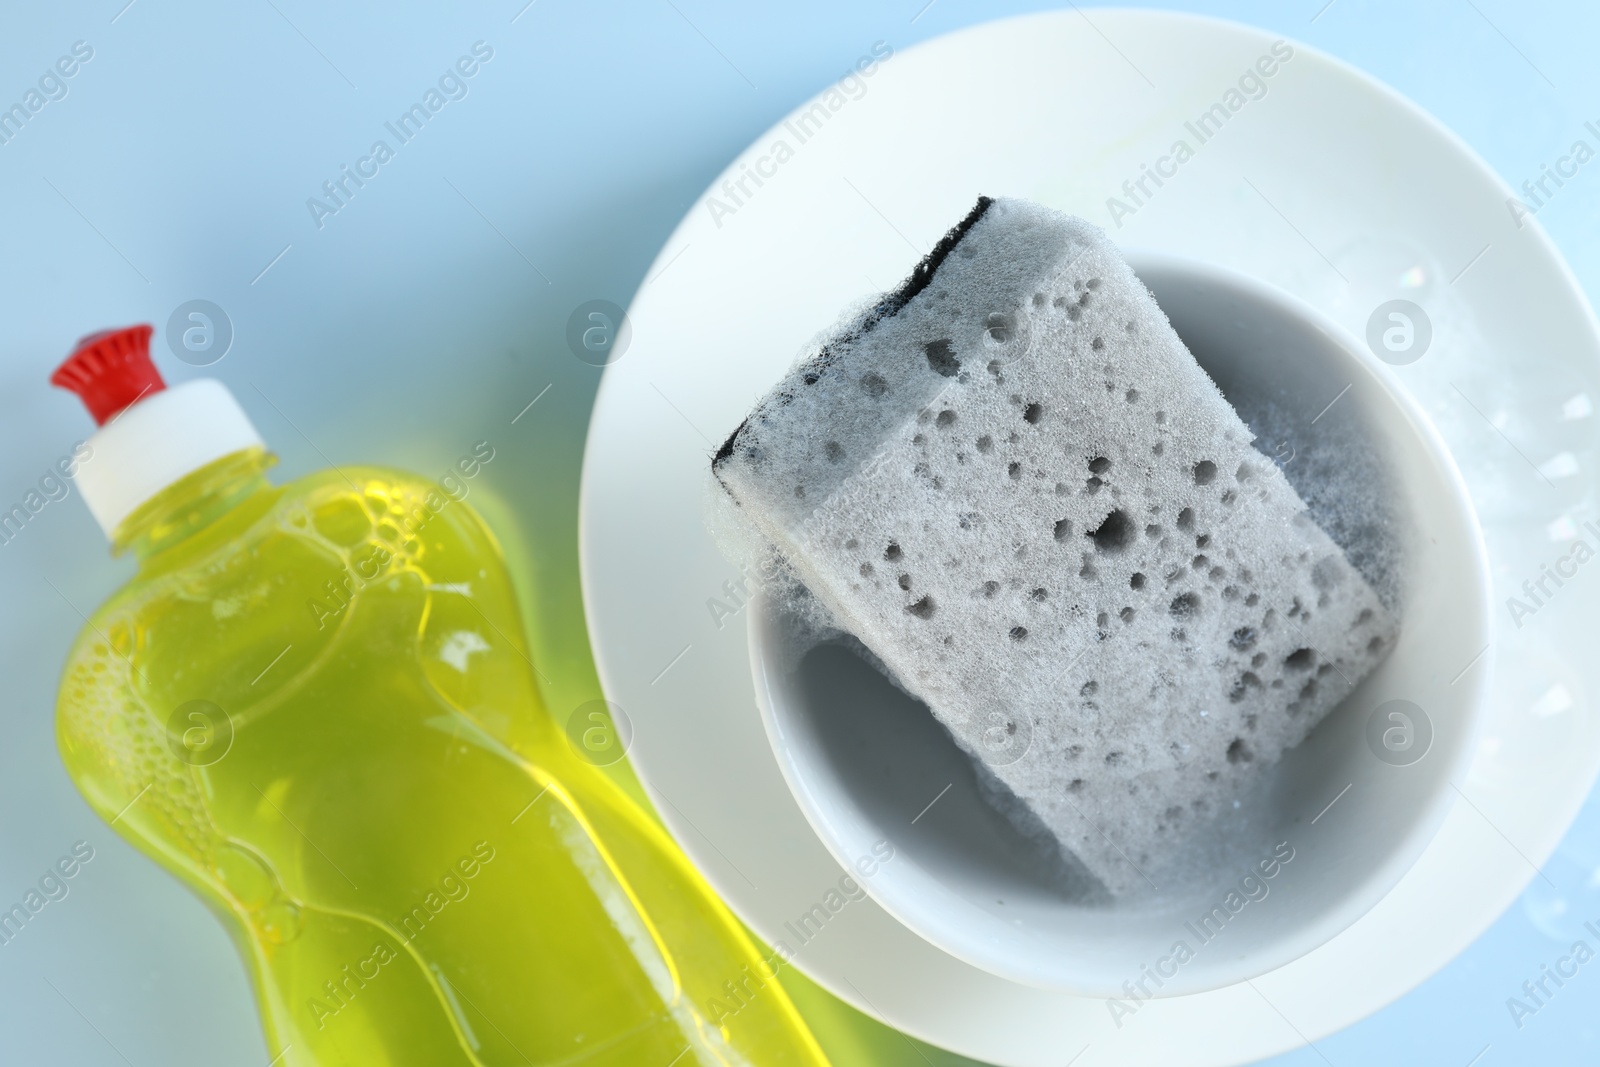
top-left (580, 10), bottom-right (1600, 1065)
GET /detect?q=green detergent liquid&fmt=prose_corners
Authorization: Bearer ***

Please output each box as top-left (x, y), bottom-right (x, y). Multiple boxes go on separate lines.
top-left (57, 446), bottom-right (828, 1066)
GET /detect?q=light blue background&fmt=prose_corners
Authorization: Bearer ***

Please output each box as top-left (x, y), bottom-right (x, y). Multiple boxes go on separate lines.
top-left (0, 2), bottom-right (1596, 1064)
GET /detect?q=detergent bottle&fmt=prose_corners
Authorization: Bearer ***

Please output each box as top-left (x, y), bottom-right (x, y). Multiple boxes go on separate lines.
top-left (51, 325), bottom-right (829, 1067)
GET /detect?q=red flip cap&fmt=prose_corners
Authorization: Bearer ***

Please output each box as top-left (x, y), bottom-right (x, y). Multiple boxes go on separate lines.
top-left (51, 325), bottom-right (165, 426)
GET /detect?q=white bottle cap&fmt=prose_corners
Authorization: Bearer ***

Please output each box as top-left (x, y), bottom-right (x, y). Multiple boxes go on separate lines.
top-left (77, 380), bottom-right (265, 538)
top-left (51, 325), bottom-right (265, 540)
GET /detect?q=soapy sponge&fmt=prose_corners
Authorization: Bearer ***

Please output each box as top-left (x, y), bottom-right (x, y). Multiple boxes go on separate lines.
top-left (713, 197), bottom-right (1396, 896)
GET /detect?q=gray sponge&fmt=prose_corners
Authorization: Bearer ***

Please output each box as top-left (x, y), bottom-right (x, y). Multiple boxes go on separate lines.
top-left (713, 197), bottom-right (1396, 896)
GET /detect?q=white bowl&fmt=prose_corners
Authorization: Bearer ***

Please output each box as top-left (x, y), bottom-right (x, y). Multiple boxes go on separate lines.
top-left (747, 253), bottom-right (1492, 995)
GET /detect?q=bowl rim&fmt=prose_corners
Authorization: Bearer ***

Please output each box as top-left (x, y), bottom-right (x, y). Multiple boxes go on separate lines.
top-left (745, 251), bottom-right (1495, 995)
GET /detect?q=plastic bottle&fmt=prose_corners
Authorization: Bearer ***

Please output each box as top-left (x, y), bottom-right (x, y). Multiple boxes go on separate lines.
top-left (51, 326), bottom-right (829, 1067)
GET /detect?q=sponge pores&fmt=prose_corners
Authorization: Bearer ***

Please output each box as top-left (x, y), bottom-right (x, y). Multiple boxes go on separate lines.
top-left (713, 197), bottom-right (1396, 895)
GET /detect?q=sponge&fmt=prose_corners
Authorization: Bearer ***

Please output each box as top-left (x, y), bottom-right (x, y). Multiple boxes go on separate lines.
top-left (713, 197), bottom-right (1396, 896)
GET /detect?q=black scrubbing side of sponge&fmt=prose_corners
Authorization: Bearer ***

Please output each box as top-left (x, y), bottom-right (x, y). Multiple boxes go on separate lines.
top-left (713, 196), bottom-right (995, 474)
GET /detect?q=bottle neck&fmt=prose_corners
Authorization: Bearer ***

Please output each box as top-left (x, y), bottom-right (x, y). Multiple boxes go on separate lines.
top-left (113, 447), bottom-right (280, 564)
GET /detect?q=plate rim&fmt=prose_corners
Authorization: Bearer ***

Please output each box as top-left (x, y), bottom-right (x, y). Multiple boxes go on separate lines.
top-left (578, 8), bottom-right (1600, 1064)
